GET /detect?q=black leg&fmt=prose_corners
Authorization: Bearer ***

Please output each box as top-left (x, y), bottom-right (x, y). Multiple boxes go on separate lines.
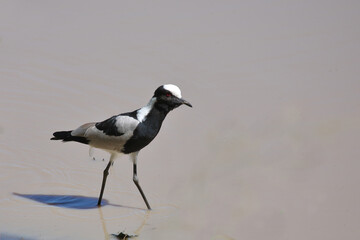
top-left (133, 163), bottom-right (151, 210)
top-left (97, 160), bottom-right (112, 206)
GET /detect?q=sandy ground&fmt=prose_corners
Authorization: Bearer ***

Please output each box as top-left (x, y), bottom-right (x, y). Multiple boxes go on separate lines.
top-left (1, 1), bottom-right (360, 239)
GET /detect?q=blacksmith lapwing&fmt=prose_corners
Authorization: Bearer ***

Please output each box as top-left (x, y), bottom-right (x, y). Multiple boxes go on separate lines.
top-left (51, 84), bottom-right (192, 210)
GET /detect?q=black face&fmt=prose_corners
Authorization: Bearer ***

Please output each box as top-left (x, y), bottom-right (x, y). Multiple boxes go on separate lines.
top-left (153, 86), bottom-right (192, 112)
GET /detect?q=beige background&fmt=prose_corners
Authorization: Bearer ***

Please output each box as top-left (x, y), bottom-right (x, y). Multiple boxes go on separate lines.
top-left (0, 1), bottom-right (360, 239)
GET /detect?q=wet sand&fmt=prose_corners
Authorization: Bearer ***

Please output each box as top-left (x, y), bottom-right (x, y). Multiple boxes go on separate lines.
top-left (1, 1), bottom-right (360, 239)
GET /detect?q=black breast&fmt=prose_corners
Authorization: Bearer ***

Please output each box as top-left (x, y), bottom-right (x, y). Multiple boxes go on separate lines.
top-left (122, 122), bottom-right (159, 154)
top-left (122, 106), bottom-right (167, 154)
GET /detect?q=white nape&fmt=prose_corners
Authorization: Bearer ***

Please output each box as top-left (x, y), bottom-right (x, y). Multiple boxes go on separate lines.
top-left (137, 97), bottom-right (156, 122)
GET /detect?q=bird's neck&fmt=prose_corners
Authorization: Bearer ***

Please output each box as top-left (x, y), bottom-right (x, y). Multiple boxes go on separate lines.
top-left (137, 97), bottom-right (168, 124)
top-left (143, 105), bottom-right (167, 128)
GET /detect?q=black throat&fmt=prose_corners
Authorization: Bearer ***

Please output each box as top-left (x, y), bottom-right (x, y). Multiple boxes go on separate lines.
top-left (154, 100), bottom-right (177, 113)
top-left (121, 101), bottom-right (170, 154)
top-left (143, 102), bottom-right (169, 130)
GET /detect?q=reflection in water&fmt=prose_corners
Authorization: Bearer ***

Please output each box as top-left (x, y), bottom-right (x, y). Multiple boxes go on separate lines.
top-left (98, 206), bottom-right (151, 240)
top-left (14, 192), bottom-right (151, 239)
top-left (98, 207), bottom-right (110, 240)
top-left (13, 193), bottom-right (109, 209)
top-left (132, 210), bottom-right (150, 237)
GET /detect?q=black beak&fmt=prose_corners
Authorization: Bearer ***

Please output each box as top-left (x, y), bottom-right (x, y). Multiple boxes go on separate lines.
top-left (180, 98), bottom-right (192, 107)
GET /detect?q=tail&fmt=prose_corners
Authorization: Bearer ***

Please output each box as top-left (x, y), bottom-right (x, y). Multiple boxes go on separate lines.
top-left (51, 131), bottom-right (72, 140)
top-left (51, 130), bottom-right (89, 144)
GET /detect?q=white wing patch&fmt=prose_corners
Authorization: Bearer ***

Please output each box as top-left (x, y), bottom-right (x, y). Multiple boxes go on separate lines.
top-left (115, 115), bottom-right (139, 136)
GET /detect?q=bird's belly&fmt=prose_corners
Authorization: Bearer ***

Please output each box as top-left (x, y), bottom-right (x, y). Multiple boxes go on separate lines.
top-left (84, 127), bottom-right (132, 153)
top-left (89, 138), bottom-right (125, 153)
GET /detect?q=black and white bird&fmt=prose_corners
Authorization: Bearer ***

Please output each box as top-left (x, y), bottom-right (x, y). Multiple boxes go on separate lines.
top-left (51, 84), bottom-right (192, 210)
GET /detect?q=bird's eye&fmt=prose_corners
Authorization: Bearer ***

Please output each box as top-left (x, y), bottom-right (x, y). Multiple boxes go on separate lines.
top-left (166, 93), bottom-right (171, 97)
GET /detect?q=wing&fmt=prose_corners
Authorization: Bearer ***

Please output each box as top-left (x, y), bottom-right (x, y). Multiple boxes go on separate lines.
top-left (95, 115), bottom-right (123, 136)
top-left (69, 114), bottom-right (140, 152)
top-left (95, 114), bottom-right (140, 137)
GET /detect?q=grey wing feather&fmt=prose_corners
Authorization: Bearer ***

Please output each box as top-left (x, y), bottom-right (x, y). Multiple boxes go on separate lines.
top-left (71, 122), bottom-right (96, 137)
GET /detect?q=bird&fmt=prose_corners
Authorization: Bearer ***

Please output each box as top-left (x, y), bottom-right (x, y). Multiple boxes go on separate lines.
top-left (51, 84), bottom-right (192, 210)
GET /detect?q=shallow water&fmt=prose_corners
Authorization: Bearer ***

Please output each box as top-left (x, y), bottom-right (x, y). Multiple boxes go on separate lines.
top-left (1, 1), bottom-right (360, 239)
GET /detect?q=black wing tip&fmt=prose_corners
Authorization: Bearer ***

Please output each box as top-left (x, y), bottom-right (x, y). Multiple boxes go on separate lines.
top-left (51, 131), bottom-right (71, 140)
top-left (51, 130), bottom-right (90, 145)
